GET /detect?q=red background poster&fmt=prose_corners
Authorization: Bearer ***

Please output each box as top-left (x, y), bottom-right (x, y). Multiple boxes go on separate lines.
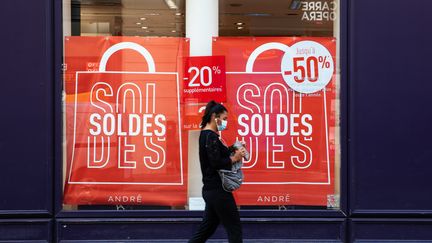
top-left (182, 56), bottom-right (226, 103)
top-left (213, 37), bottom-right (337, 206)
top-left (63, 37), bottom-right (189, 206)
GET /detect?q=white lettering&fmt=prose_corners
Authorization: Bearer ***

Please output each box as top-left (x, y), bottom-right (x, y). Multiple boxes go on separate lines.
top-left (117, 114), bottom-right (127, 136)
top-left (256, 194), bottom-right (290, 203)
top-left (290, 114), bottom-right (300, 136)
top-left (301, 114), bottom-right (313, 136)
top-left (89, 113), bottom-right (102, 135)
top-left (88, 113), bottom-right (167, 137)
top-left (154, 114), bottom-right (166, 137)
top-left (301, 1), bottom-right (337, 22)
top-left (142, 114), bottom-right (152, 136)
top-left (129, 114), bottom-right (141, 136)
top-left (107, 195), bottom-right (143, 203)
top-left (235, 114), bottom-right (312, 137)
top-left (251, 114), bottom-right (262, 136)
top-left (238, 114), bottom-right (249, 136)
top-left (276, 114), bottom-right (288, 136)
top-left (103, 113), bottom-right (116, 136)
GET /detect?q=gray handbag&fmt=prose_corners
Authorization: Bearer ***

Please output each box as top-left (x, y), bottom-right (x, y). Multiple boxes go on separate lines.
top-left (204, 132), bottom-right (245, 192)
top-left (218, 161), bottom-right (243, 192)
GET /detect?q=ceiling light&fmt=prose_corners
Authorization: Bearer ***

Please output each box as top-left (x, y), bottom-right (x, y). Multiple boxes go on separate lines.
top-left (237, 26), bottom-right (244, 30)
top-left (175, 12), bottom-right (182, 16)
top-left (289, 0), bottom-right (302, 10)
top-left (164, 0), bottom-right (178, 9)
top-left (136, 22), bottom-right (141, 25)
top-left (140, 17), bottom-right (146, 21)
top-left (171, 30), bottom-right (177, 33)
top-left (235, 22), bottom-right (244, 26)
top-left (141, 26), bottom-right (148, 29)
top-left (246, 13), bottom-right (271, 17)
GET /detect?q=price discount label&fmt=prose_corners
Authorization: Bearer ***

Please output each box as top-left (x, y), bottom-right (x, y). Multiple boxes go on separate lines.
top-left (281, 40), bottom-right (334, 94)
top-left (183, 56), bottom-right (227, 102)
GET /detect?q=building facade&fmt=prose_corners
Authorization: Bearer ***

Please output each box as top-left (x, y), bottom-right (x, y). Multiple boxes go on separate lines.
top-left (1, 0), bottom-right (432, 242)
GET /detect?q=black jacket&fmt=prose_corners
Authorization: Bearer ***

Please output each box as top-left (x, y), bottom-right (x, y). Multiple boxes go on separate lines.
top-left (199, 129), bottom-right (233, 191)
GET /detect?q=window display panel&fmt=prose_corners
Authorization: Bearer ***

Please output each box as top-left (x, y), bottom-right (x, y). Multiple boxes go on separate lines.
top-left (62, 0), bottom-right (340, 211)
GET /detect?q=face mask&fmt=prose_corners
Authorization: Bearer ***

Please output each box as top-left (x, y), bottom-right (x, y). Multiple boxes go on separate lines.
top-left (216, 119), bottom-right (228, 131)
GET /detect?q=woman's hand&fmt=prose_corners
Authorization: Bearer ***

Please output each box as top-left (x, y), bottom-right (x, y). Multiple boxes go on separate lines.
top-left (239, 147), bottom-right (246, 157)
top-left (230, 149), bottom-right (243, 163)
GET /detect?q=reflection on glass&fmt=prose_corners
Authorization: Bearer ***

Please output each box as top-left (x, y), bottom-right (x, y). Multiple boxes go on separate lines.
top-left (62, 0), bottom-right (340, 211)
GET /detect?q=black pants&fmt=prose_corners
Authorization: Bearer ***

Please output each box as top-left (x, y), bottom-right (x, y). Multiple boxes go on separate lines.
top-left (189, 189), bottom-right (243, 243)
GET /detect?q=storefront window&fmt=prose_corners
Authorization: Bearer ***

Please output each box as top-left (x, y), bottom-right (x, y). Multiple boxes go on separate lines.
top-left (62, 0), bottom-right (340, 211)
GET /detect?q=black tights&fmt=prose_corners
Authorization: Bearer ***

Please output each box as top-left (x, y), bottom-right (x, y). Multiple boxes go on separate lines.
top-left (189, 189), bottom-right (243, 243)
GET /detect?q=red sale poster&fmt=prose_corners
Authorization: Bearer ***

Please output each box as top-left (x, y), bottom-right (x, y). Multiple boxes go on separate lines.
top-left (63, 37), bottom-right (189, 206)
top-left (183, 56), bottom-right (226, 103)
top-left (213, 37), bottom-right (337, 206)
top-left (182, 56), bottom-right (227, 130)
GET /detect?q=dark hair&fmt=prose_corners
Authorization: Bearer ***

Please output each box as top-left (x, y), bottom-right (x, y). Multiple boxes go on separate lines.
top-left (200, 100), bottom-right (227, 129)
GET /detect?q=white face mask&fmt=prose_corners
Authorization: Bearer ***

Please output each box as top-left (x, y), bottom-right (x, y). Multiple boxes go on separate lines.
top-left (216, 119), bottom-right (228, 131)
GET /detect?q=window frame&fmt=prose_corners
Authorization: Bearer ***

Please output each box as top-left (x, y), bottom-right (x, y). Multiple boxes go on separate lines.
top-left (54, 0), bottom-right (349, 218)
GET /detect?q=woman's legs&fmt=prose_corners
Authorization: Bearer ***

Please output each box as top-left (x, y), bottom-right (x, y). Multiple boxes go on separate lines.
top-left (189, 190), bottom-right (242, 243)
top-left (188, 193), bottom-right (220, 243)
top-left (211, 191), bottom-right (243, 243)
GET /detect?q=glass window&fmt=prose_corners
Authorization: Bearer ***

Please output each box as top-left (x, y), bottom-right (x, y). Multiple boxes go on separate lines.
top-left (62, 0), bottom-right (340, 211)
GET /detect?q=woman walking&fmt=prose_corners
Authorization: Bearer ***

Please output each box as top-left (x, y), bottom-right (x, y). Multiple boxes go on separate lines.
top-left (189, 101), bottom-right (245, 243)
